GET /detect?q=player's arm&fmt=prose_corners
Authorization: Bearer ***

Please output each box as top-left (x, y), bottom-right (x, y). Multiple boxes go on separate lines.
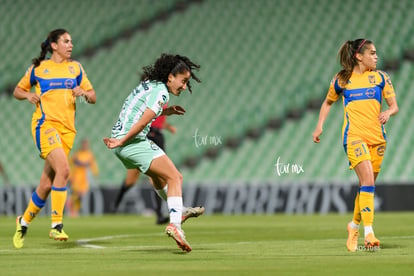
top-left (161, 105), bottom-right (186, 116)
top-left (103, 108), bottom-right (156, 149)
top-left (13, 86), bottom-right (40, 104)
top-left (72, 87), bottom-right (96, 104)
top-left (312, 98), bottom-right (334, 143)
top-left (379, 96), bottom-right (398, 125)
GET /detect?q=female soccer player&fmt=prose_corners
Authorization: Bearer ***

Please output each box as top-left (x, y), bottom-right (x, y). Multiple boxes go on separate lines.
top-left (312, 39), bottom-right (398, 252)
top-left (13, 29), bottom-right (96, 248)
top-left (104, 53), bottom-right (201, 252)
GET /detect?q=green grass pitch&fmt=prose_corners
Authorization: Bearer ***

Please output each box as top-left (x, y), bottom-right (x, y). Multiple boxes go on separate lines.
top-left (1, 213), bottom-right (413, 275)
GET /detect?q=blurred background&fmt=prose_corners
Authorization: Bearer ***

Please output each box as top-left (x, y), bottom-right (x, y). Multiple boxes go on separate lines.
top-left (1, 0), bottom-right (414, 214)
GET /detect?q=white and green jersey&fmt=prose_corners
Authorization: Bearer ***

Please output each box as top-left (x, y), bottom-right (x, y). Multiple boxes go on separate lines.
top-left (111, 80), bottom-right (169, 141)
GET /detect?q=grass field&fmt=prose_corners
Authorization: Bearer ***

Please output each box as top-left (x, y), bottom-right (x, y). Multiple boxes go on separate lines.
top-left (1, 213), bottom-right (413, 275)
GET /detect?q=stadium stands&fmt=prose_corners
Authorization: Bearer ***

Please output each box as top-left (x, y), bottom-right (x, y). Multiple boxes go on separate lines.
top-left (1, 0), bottom-right (413, 185)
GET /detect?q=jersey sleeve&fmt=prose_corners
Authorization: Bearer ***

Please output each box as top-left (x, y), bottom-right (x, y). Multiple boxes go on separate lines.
top-left (326, 77), bottom-right (341, 102)
top-left (146, 87), bottom-right (168, 116)
top-left (17, 65), bottom-right (35, 92)
top-left (378, 70), bottom-right (396, 99)
top-left (76, 62), bottom-right (93, 91)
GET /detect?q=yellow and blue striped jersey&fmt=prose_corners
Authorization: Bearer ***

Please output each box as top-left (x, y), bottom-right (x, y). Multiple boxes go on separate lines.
top-left (326, 70), bottom-right (395, 145)
top-left (17, 59), bottom-right (93, 132)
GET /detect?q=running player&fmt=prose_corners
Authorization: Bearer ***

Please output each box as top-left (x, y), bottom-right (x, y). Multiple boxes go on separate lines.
top-left (104, 53), bottom-right (202, 252)
top-left (13, 29), bottom-right (96, 248)
top-left (312, 39), bottom-right (398, 252)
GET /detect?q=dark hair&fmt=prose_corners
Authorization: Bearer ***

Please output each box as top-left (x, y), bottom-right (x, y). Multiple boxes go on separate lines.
top-left (141, 53), bottom-right (201, 93)
top-left (32, 28), bottom-right (68, 67)
top-left (337, 38), bottom-right (373, 86)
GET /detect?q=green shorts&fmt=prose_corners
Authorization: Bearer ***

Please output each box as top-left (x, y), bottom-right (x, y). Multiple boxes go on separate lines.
top-left (114, 139), bottom-right (165, 173)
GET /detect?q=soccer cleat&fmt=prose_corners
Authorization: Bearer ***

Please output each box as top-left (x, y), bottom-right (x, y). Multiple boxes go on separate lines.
top-left (165, 223), bottom-right (191, 252)
top-left (364, 233), bottom-right (380, 249)
top-left (13, 216), bottom-right (28, 249)
top-left (182, 206), bottom-right (205, 224)
top-left (49, 224), bottom-right (69, 241)
top-left (346, 222), bottom-right (359, 252)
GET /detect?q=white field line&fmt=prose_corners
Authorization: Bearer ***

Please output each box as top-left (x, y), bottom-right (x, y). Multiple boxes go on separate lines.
top-left (76, 233), bottom-right (163, 249)
top-left (75, 234), bottom-right (414, 250)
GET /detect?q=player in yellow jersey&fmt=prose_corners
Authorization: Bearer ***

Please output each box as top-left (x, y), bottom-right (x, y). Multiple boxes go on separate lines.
top-left (68, 139), bottom-right (99, 217)
top-left (12, 29), bottom-right (96, 248)
top-left (312, 39), bottom-right (399, 252)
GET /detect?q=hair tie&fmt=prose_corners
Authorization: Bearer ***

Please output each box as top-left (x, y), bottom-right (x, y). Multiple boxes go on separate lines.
top-left (44, 39), bottom-right (49, 46)
top-left (353, 39), bottom-right (367, 58)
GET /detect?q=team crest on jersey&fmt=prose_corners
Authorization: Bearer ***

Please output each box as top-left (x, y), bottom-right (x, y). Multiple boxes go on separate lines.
top-left (368, 75), bottom-right (376, 84)
top-left (158, 100), bottom-right (164, 107)
top-left (68, 66), bottom-right (75, 75)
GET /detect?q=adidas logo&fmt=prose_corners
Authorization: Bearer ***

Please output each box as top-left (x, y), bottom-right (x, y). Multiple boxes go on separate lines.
top-left (169, 208), bottom-right (177, 213)
top-left (361, 207), bottom-right (371, 212)
top-left (52, 210), bottom-right (58, 215)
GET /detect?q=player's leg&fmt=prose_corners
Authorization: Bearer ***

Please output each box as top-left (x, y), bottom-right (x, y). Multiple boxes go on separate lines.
top-left (148, 176), bottom-right (169, 224)
top-left (47, 147), bottom-right (70, 241)
top-left (114, 169), bottom-right (140, 210)
top-left (354, 160), bottom-right (379, 248)
top-left (358, 143), bottom-right (386, 249)
top-left (13, 161), bottom-right (53, 248)
top-left (146, 155), bottom-right (191, 252)
top-left (345, 140), bottom-right (374, 251)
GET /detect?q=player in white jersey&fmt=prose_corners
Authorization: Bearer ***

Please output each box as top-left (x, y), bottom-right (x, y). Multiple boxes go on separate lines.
top-left (104, 54), bottom-right (202, 252)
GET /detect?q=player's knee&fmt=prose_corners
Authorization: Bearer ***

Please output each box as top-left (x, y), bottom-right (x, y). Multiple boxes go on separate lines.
top-left (167, 170), bottom-right (183, 186)
top-left (57, 165), bottom-right (70, 181)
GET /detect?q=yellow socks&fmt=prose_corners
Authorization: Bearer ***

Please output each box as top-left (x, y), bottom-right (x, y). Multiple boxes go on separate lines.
top-left (352, 192), bottom-right (361, 225)
top-left (51, 186), bottom-right (68, 226)
top-left (22, 192), bottom-right (46, 225)
top-left (359, 186), bottom-right (375, 227)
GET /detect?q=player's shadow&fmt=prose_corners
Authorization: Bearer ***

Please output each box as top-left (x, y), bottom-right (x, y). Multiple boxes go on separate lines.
top-left (380, 243), bottom-right (406, 249)
top-left (125, 247), bottom-right (188, 255)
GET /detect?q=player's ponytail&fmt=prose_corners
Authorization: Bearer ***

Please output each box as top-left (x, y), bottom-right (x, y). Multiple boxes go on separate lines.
top-left (337, 39), bottom-right (372, 87)
top-left (32, 28), bottom-right (68, 67)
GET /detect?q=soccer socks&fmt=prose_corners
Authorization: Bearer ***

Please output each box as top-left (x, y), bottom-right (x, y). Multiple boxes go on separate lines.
top-left (352, 192), bottom-right (361, 226)
top-left (167, 196), bottom-right (182, 227)
top-left (22, 192), bottom-right (46, 225)
top-left (155, 185), bottom-right (168, 201)
top-left (359, 186), bottom-right (375, 237)
top-left (51, 186), bottom-right (67, 227)
top-left (114, 181), bottom-right (133, 208)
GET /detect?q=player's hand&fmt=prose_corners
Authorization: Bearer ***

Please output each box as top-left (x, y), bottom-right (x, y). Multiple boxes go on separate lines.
top-left (312, 127), bottom-right (323, 143)
top-left (103, 137), bottom-right (123, 149)
top-left (72, 86), bottom-right (85, 97)
top-left (26, 93), bottom-right (40, 104)
top-left (163, 105), bottom-right (186, 116)
top-left (378, 111), bottom-right (391, 124)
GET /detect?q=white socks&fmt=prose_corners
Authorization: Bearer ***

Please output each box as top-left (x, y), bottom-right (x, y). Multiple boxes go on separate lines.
top-left (364, 225), bottom-right (374, 237)
top-left (167, 196), bottom-right (182, 227)
top-left (349, 221), bottom-right (359, 230)
top-left (20, 217), bottom-right (29, 227)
